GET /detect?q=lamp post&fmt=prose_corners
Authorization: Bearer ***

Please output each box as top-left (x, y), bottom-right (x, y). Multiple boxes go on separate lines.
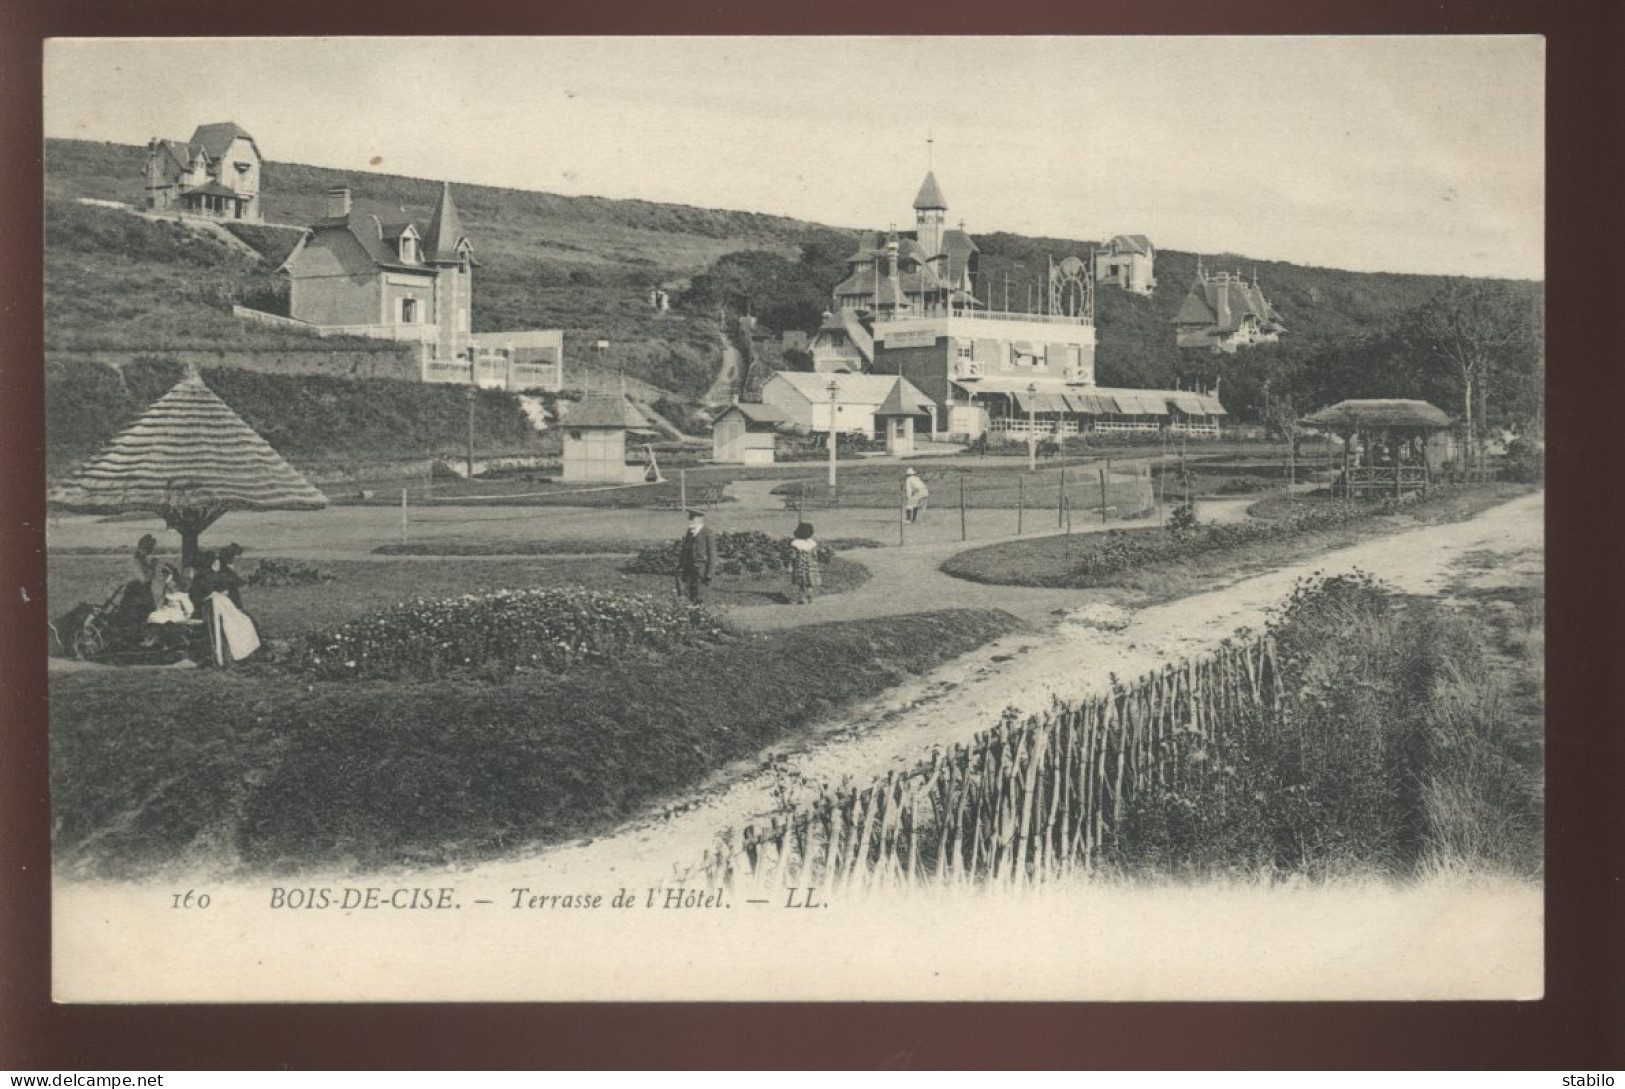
top-left (1027, 381), bottom-right (1038, 472)
top-left (465, 381), bottom-right (477, 480)
top-left (827, 379), bottom-right (840, 490)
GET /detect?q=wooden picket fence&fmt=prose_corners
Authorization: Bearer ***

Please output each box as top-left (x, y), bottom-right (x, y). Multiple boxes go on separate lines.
top-left (682, 636), bottom-right (1283, 892)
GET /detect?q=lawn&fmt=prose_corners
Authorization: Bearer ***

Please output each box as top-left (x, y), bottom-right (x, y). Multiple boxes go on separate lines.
top-left (50, 608), bottom-right (1024, 876)
top-left (47, 551), bottom-right (873, 646)
top-left (940, 483), bottom-right (1536, 599)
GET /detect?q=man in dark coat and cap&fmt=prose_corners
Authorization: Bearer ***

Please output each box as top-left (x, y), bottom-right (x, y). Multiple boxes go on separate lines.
top-left (675, 509), bottom-right (715, 603)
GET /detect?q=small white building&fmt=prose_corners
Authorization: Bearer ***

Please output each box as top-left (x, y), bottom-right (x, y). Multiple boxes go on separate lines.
top-left (711, 402), bottom-right (788, 465)
top-left (1094, 235), bottom-right (1156, 295)
top-left (558, 394), bottom-right (657, 483)
top-left (761, 371), bottom-right (934, 438)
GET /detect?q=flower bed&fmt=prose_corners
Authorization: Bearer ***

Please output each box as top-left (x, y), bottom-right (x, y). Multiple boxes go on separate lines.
top-left (942, 483), bottom-right (1531, 590)
top-left (287, 586), bottom-right (728, 681)
top-left (246, 557), bottom-right (337, 587)
top-left (626, 529), bottom-right (834, 578)
top-left (1067, 489), bottom-right (1445, 581)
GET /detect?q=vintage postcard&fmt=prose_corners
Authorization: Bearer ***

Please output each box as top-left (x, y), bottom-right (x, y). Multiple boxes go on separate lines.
top-left (41, 35), bottom-right (1544, 1002)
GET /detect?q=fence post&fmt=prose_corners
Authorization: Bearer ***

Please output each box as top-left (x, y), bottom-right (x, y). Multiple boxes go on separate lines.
top-left (679, 468), bottom-right (687, 510)
top-left (1098, 468), bottom-right (1108, 524)
top-left (400, 488), bottom-right (409, 545)
top-left (959, 476), bottom-right (967, 541)
top-left (1017, 475), bottom-right (1025, 535)
top-left (899, 500), bottom-right (906, 546)
top-left (1058, 467), bottom-right (1066, 528)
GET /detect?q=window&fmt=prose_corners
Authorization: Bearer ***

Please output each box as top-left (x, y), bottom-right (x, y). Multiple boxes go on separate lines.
top-left (399, 298), bottom-right (418, 324)
top-left (400, 236), bottom-right (417, 262)
top-left (956, 339), bottom-right (973, 360)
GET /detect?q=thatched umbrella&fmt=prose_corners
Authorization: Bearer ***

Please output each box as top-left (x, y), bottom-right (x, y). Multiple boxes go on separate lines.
top-left (49, 370), bottom-right (327, 567)
top-left (1299, 398), bottom-right (1453, 496)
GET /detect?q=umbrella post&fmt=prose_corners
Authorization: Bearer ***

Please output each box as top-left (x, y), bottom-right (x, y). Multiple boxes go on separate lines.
top-left (166, 509), bottom-right (219, 573)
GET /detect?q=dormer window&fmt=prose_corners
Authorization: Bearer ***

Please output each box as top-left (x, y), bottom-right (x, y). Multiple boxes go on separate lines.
top-left (400, 236), bottom-right (418, 263)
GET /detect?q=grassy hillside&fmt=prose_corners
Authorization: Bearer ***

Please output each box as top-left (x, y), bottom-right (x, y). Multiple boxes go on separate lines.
top-left (45, 138), bottom-right (859, 397)
top-left (43, 136), bottom-right (1538, 444)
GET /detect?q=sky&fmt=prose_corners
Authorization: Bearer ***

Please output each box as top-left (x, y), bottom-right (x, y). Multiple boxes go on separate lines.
top-left (43, 37), bottom-right (1545, 280)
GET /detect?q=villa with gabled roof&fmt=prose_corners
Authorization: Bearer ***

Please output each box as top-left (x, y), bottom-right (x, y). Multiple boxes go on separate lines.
top-left (144, 121), bottom-right (263, 222)
top-left (247, 181), bottom-right (563, 391)
top-left (1173, 267), bottom-right (1286, 352)
top-left (1094, 234), bottom-right (1157, 295)
top-left (281, 182), bottom-right (477, 365)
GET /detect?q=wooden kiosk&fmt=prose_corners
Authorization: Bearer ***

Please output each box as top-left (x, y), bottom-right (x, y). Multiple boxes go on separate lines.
top-left (1299, 399), bottom-right (1454, 498)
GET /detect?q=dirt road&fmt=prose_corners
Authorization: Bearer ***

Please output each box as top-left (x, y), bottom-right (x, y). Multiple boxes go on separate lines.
top-left (425, 489), bottom-right (1545, 890)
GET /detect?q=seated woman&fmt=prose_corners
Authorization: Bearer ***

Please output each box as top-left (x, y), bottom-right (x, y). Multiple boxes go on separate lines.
top-left (196, 547), bottom-right (261, 666)
top-left (107, 533), bottom-right (165, 639)
top-left (213, 543), bottom-right (247, 609)
top-left (187, 549), bottom-right (217, 615)
top-left (141, 565), bottom-right (200, 650)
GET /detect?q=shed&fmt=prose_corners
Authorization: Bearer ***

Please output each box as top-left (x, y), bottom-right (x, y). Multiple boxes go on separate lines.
top-left (711, 402), bottom-right (788, 465)
top-left (1299, 399), bottom-right (1454, 496)
top-left (559, 394), bottom-right (657, 483)
top-left (873, 380), bottom-right (933, 456)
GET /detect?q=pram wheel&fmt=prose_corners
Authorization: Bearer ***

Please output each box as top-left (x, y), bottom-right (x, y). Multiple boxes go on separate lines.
top-left (71, 619), bottom-right (107, 661)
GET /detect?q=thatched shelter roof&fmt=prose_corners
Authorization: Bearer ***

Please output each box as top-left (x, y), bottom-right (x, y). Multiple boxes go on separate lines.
top-left (1300, 399), bottom-right (1453, 433)
top-left (49, 372), bottom-right (327, 518)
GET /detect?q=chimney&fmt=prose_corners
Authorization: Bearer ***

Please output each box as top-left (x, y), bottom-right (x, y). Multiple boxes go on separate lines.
top-left (325, 186), bottom-right (351, 220)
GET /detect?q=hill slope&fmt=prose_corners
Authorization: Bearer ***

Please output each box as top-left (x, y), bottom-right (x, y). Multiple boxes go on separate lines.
top-left (45, 138), bottom-right (861, 398)
top-left (44, 136), bottom-right (1538, 452)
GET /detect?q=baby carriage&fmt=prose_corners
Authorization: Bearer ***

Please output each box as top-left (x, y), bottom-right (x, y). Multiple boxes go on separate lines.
top-left (52, 579), bottom-right (207, 666)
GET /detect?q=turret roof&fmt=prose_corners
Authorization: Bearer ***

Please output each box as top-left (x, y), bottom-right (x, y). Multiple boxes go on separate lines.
top-left (425, 182), bottom-right (471, 264)
top-left (913, 171), bottom-right (948, 210)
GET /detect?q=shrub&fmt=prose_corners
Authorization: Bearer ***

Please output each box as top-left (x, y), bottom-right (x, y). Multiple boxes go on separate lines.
top-left (1115, 573), bottom-right (1422, 879)
top-left (1067, 487), bottom-right (1472, 582)
top-left (626, 529), bottom-right (834, 577)
top-left (1499, 437), bottom-right (1544, 483)
top-left (287, 587), bottom-right (728, 681)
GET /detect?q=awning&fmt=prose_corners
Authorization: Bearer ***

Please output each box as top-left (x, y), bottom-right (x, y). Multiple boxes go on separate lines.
top-left (1169, 393), bottom-right (1208, 415)
top-left (1012, 390), bottom-right (1070, 414)
top-left (1066, 392), bottom-right (1120, 414)
top-left (1109, 391), bottom-right (1170, 415)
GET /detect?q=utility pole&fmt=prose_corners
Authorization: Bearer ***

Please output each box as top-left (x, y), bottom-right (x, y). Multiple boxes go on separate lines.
top-left (827, 379), bottom-right (840, 490)
top-left (465, 383), bottom-right (476, 480)
top-left (1027, 382), bottom-right (1038, 472)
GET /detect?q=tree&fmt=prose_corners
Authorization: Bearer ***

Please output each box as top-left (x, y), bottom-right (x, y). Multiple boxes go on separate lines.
top-left (1414, 281), bottom-right (1541, 467)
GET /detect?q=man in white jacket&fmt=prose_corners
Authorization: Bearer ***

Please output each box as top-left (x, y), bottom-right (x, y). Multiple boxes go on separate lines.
top-left (903, 468), bottom-right (930, 523)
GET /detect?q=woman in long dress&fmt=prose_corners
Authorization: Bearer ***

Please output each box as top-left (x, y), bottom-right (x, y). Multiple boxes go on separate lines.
top-left (199, 548), bottom-right (261, 666)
